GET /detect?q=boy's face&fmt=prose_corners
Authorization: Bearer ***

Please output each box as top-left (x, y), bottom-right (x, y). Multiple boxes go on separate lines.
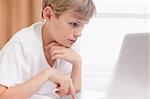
top-left (47, 10), bottom-right (89, 48)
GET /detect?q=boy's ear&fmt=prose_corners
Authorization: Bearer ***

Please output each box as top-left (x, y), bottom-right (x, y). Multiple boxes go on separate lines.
top-left (43, 6), bottom-right (54, 21)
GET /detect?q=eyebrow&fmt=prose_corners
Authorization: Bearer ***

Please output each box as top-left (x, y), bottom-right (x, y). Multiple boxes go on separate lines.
top-left (70, 12), bottom-right (88, 25)
top-left (75, 20), bottom-right (81, 24)
top-left (75, 19), bottom-right (89, 26)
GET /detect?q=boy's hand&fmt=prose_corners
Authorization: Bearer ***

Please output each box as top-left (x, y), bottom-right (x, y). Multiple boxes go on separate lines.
top-left (45, 41), bottom-right (81, 65)
top-left (47, 68), bottom-right (76, 98)
top-left (55, 84), bottom-right (77, 99)
top-left (55, 78), bottom-right (76, 96)
top-left (45, 41), bottom-right (79, 99)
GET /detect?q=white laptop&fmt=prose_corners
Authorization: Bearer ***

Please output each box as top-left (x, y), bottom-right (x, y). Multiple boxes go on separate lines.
top-left (105, 33), bottom-right (150, 99)
top-left (60, 33), bottom-right (150, 99)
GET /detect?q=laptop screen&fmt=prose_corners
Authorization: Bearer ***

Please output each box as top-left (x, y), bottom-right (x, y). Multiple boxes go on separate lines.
top-left (106, 33), bottom-right (149, 98)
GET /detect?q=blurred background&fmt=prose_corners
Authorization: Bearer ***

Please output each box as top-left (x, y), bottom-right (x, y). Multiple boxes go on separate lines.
top-left (0, 0), bottom-right (42, 48)
top-left (0, 0), bottom-right (150, 94)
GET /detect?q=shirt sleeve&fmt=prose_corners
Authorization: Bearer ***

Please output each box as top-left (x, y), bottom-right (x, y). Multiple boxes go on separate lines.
top-left (0, 42), bottom-right (28, 87)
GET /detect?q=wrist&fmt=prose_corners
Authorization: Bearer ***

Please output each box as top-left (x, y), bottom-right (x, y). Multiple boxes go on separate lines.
top-left (73, 59), bottom-right (81, 66)
top-left (44, 68), bottom-right (55, 81)
top-left (72, 55), bottom-right (82, 65)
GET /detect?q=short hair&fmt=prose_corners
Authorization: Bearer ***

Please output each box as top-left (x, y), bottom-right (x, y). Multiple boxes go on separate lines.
top-left (42, 0), bottom-right (96, 20)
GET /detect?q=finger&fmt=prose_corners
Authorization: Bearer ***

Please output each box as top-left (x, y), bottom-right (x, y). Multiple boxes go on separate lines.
top-left (45, 41), bottom-right (61, 49)
top-left (70, 81), bottom-right (76, 99)
top-left (55, 89), bottom-right (66, 93)
top-left (55, 91), bottom-right (66, 96)
top-left (71, 90), bottom-right (76, 99)
top-left (45, 41), bottom-right (56, 49)
top-left (56, 87), bottom-right (65, 92)
top-left (59, 81), bottom-right (69, 94)
top-left (50, 46), bottom-right (65, 51)
top-left (50, 49), bottom-right (64, 56)
top-left (51, 54), bottom-right (64, 60)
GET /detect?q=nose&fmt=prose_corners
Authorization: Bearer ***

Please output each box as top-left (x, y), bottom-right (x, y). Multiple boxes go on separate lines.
top-left (74, 29), bottom-right (82, 37)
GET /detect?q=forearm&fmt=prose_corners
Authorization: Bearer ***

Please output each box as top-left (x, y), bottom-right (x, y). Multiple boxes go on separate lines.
top-left (0, 68), bottom-right (52, 99)
top-left (71, 61), bottom-right (81, 92)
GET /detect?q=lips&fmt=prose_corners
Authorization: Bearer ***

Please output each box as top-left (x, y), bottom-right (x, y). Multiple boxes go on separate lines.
top-left (68, 39), bottom-right (76, 44)
top-left (70, 39), bottom-right (76, 42)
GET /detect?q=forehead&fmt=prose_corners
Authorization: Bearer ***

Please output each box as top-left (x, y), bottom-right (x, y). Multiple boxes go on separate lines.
top-left (58, 10), bottom-right (89, 24)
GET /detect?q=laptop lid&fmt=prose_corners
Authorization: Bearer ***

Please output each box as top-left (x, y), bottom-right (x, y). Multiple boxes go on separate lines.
top-left (105, 33), bottom-right (150, 99)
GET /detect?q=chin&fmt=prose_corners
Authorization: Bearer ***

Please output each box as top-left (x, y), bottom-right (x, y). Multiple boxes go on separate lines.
top-left (56, 40), bottom-right (73, 48)
top-left (63, 43), bottom-right (73, 48)
top-left (57, 42), bottom-right (71, 48)
top-left (64, 44), bottom-right (72, 48)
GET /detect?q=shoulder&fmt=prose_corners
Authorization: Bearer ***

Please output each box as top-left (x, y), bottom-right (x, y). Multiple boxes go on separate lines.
top-left (0, 41), bottom-right (29, 64)
top-left (6, 22), bottom-right (44, 54)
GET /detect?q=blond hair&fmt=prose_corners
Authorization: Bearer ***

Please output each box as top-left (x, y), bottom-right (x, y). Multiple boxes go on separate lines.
top-left (42, 0), bottom-right (96, 20)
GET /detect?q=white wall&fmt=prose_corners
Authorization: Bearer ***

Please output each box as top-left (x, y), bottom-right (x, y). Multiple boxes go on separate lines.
top-left (81, 1), bottom-right (150, 92)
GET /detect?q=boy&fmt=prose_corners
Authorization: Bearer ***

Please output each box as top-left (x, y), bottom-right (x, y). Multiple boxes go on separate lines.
top-left (0, 0), bottom-right (96, 99)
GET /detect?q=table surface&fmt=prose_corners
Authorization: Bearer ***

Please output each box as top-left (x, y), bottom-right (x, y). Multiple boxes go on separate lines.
top-left (60, 90), bottom-right (106, 99)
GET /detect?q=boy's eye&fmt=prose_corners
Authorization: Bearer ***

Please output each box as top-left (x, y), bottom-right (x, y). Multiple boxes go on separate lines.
top-left (69, 22), bottom-right (80, 28)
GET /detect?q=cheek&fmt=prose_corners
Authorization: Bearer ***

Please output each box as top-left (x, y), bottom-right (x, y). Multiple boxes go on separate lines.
top-left (57, 24), bottom-right (71, 38)
top-left (53, 22), bottom-right (73, 42)
top-left (53, 27), bottom-right (67, 42)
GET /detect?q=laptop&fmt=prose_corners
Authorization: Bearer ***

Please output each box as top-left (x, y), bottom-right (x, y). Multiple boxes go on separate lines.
top-left (105, 33), bottom-right (150, 99)
top-left (60, 33), bottom-right (150, 99)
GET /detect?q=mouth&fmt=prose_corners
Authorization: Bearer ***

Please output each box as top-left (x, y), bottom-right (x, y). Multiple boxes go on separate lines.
top-left (68, 39), bottom-right (76, 44)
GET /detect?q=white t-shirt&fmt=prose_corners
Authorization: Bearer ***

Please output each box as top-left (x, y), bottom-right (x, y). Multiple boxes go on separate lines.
top-left (0, 22), bottom-right (80, 99)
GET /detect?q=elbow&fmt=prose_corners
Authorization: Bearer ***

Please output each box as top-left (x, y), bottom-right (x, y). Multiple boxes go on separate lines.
top-left (73, 82), bottom-right (81, 93)
top-left (75, 89), bottom-right (81, 93)
top-left (75, 86), bottom-right (81, 93)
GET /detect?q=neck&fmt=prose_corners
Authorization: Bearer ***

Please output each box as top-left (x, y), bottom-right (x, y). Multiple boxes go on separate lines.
top-left (42, 23), bottom-right (55, 66)
top-left (42, 23), bottom-right (54, 48)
